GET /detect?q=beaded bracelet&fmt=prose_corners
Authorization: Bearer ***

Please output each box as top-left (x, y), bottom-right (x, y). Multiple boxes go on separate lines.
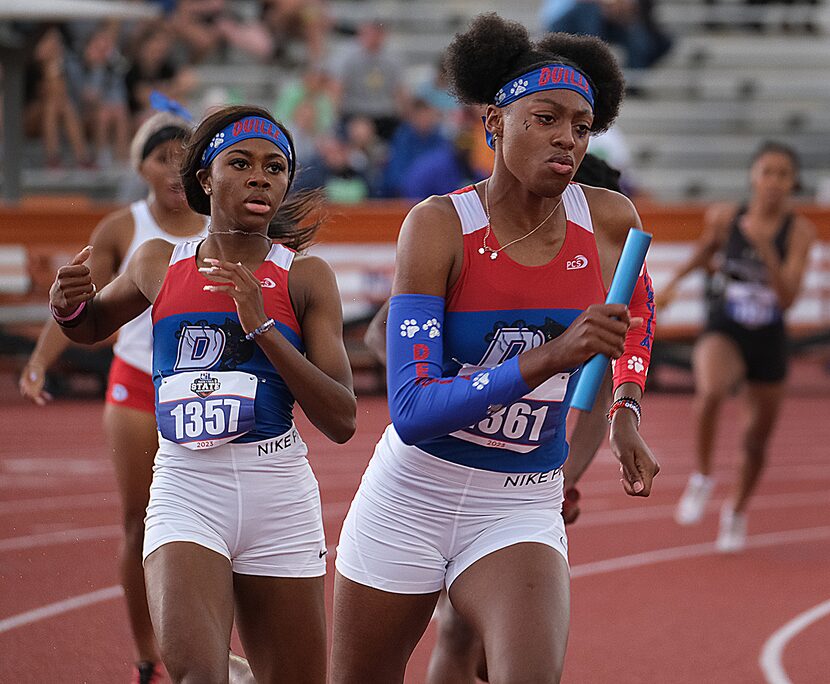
top-left (244, 318), bottom-right (276, 341)
top-left (50, 300), bottom-right (88, 328)
top-left (607, 396), bottom-right (641, 427)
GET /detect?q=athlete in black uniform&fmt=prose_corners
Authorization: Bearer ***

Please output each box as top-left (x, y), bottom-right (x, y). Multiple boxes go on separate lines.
top-left (664, 141), bottom-right (815, 551)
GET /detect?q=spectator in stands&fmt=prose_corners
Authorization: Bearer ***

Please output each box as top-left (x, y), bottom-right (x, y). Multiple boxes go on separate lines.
top-left (169, 0), bottom-right (229, 63)
top-left (587, 125), bottom-right (639, 196)
top-left (380, 97), bottom-right (450, 197)
top-left (125, 23), bottom-right (196, 125)
top-left (259, 0), bottom-right (331, 68)
top-left (273, 68), bottom-right (338, 139)
top-left (344, 115), bottom-right (387, 197)
top-left (540, 0), bottom-right (672, 69)
top-left (667, 142), bottom-right (816, 552)
top-left (66, 22), bottom-right (132, 165)
top-left (332, 20), bottom-right (409, 141)
top-left (400, 122), bottom-right (485, 201)
top-left (24, 26), bottom-right (91, 168)
top-left (297, 135), bottom-right (371, 203)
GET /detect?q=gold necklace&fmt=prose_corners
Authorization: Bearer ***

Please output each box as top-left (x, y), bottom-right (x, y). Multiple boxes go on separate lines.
top-left (480, 180), bottom-right (562, 260)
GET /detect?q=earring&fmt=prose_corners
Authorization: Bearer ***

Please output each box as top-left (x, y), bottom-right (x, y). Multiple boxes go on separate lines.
top-left (205, 186), bottom-right (211, 195)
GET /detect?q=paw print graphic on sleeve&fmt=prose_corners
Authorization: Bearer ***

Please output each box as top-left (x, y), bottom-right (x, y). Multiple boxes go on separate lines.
top-left (399, 319), bottom-right (420, 338)
top-left (472, 372), bottom-right (490, 390)
top-left (422, 318), bottom-right (441, 338)
top-left (627, 356), bottom-right (645, 374)
top-left (509, 79), bottom-right (529, 97)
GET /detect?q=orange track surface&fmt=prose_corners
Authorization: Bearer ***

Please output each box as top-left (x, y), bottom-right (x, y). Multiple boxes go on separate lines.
top-left (2, 372), bottom-right (829, 683)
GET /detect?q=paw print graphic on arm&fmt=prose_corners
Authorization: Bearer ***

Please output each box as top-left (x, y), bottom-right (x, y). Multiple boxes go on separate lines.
top-left (472, 372), bottom-right (490, 390)
top-left (422, 318), bottom-right (441, 339)
top-left (627, 356), bottom-right (645, 374)
top-left (400, 319), bottom-right (420, 338)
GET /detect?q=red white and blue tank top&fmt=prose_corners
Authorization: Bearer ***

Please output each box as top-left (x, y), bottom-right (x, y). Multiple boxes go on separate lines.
top-left (151, 241), bottom-right (302, 446)
top-left (414, 183), bottom-right (607, 472)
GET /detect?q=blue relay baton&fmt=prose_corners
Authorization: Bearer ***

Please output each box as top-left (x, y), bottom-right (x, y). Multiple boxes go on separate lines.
top-left (570, 228), bottom-right (652, 412)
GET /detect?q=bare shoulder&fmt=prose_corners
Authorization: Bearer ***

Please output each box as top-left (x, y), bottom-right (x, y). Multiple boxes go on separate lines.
top-left (89, 206), bottom-right (135, 253)
top-left (393, 194), bottom-right (464, 296)
top-left (128, 238), bottom-right (176, 295)
top-left (398, 194), bottom-right (463, 244)
top-left (792, 213), bottom-right (817, 246)
top-left (290, 253), bottom-right (338, 291)
top-left (580, 185), bottom-right (641, 243)
top-left (704, 202), bottom-right (738, 230)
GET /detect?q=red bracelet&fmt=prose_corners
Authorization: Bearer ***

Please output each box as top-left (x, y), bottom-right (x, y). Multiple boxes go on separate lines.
top-left (607, 397), bottom-right (641, 427)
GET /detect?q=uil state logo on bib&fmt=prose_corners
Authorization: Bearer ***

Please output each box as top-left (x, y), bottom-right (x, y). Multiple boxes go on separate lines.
top-left (191, 372), bottom-right (221, 398)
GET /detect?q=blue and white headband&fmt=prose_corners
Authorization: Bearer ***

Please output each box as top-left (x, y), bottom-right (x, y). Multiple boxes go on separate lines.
top-left (495, 64), bottom-right (594, 109)
top-left (486, 64), bottom-right (595, 148)
top-left (200, 116), bottom-right (295, 172)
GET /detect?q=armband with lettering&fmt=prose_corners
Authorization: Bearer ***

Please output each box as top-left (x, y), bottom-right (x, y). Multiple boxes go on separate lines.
top-left (612, 261), bottom-right (655, 393)
top-left (386, 294), bottom-right (530, 445)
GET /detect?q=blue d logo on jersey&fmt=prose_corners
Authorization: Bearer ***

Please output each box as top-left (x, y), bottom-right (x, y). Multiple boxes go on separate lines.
top-left (174, 325), bottom-right (226, 371)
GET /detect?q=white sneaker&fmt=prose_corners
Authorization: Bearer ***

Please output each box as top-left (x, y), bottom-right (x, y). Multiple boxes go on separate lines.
top-left (716, 504), bottom-right (747, 553)
top-left (675, 473), bottom-right (715, 525)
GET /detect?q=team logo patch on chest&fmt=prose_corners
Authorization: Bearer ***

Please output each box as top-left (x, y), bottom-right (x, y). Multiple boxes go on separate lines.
top-left (173, 318), bottom-right (255, 371)
top-left (566, 254), bottom-right (588, 270)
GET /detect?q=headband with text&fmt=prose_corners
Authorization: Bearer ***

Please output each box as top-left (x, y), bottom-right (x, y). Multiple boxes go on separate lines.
top-left (200, 116), bottom-right (294, 173)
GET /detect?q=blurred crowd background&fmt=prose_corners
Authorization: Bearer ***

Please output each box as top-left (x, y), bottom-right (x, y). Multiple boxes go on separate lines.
top-left (4, 0), bottom-right (829, 205)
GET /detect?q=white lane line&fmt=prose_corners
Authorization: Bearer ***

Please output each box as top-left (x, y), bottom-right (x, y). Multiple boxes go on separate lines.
top-left (0, 492), bottom-right (118, 515)
top-left (4, 528), bottom-right (829, 638)
top-left (0, 525), bottom-right (122, 552)
top-left (759, 599), bottom-right (830, 684)
top-left (0, 542), bottom-right (337, 635)
top-left (577, 490), bottom-right (830, 528)
top-left (570, 526), bottom-right (830, 578)
top-left (578, 463), bottom-right (830, 495)
top-left (0, 586), bottom-right (123, 633)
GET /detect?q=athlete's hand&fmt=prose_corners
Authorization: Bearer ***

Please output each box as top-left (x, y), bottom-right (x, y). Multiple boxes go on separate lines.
top-left (548, 304), bottom-right (642, 370)
top-left (19, 362), bottom-right (53, 406)
top-left (49, 246), bottom-right (95, 316)
top-left (199, 258), bottom-right (269, 335)
top-left (609, 413), bottom-right (659, 497)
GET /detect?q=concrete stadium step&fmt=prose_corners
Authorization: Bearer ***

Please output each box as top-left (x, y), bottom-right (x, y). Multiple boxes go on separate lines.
top-left (617, 100), bottom-right (830, 136)
top-left (626, 134), bottom-right (830, 170)
top-left (664, 35), bottom-right (830, 69)
top-left (633, 167), bottom-right (818, 202)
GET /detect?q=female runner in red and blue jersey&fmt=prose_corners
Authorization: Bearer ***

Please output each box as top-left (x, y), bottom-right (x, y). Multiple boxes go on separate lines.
top-left (48, 104), bottom-right (356, 683)
top-left (332, 15), bottom-right (659, 683)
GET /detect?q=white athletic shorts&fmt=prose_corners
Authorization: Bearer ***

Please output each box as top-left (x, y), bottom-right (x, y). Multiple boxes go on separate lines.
top-left (335, 425), bottom-right (568, 594)
top-left (144, 425), bottom-right (327, 577)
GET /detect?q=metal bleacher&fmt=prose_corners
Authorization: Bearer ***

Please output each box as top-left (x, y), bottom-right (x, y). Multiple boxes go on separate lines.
top-left (10, 0), bottom-right (830, 203)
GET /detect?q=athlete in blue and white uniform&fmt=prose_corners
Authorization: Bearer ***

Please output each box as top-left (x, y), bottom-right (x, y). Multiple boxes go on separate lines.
top-left (331, 15), bottom-right (658, 683)
top-left (49, 105), bottom-right (356, 683)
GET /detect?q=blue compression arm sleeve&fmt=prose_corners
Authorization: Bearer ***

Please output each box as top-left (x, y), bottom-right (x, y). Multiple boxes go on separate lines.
top-left (387, 294), bottom-right (531, 445)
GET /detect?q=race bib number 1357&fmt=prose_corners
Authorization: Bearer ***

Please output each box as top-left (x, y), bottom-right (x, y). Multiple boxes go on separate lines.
top-left (157, 371), bottom-right (258, 449)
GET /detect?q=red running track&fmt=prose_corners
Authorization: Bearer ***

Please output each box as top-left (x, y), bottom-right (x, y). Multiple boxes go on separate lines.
top-left (2, 382), bottom-right (829, 683)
